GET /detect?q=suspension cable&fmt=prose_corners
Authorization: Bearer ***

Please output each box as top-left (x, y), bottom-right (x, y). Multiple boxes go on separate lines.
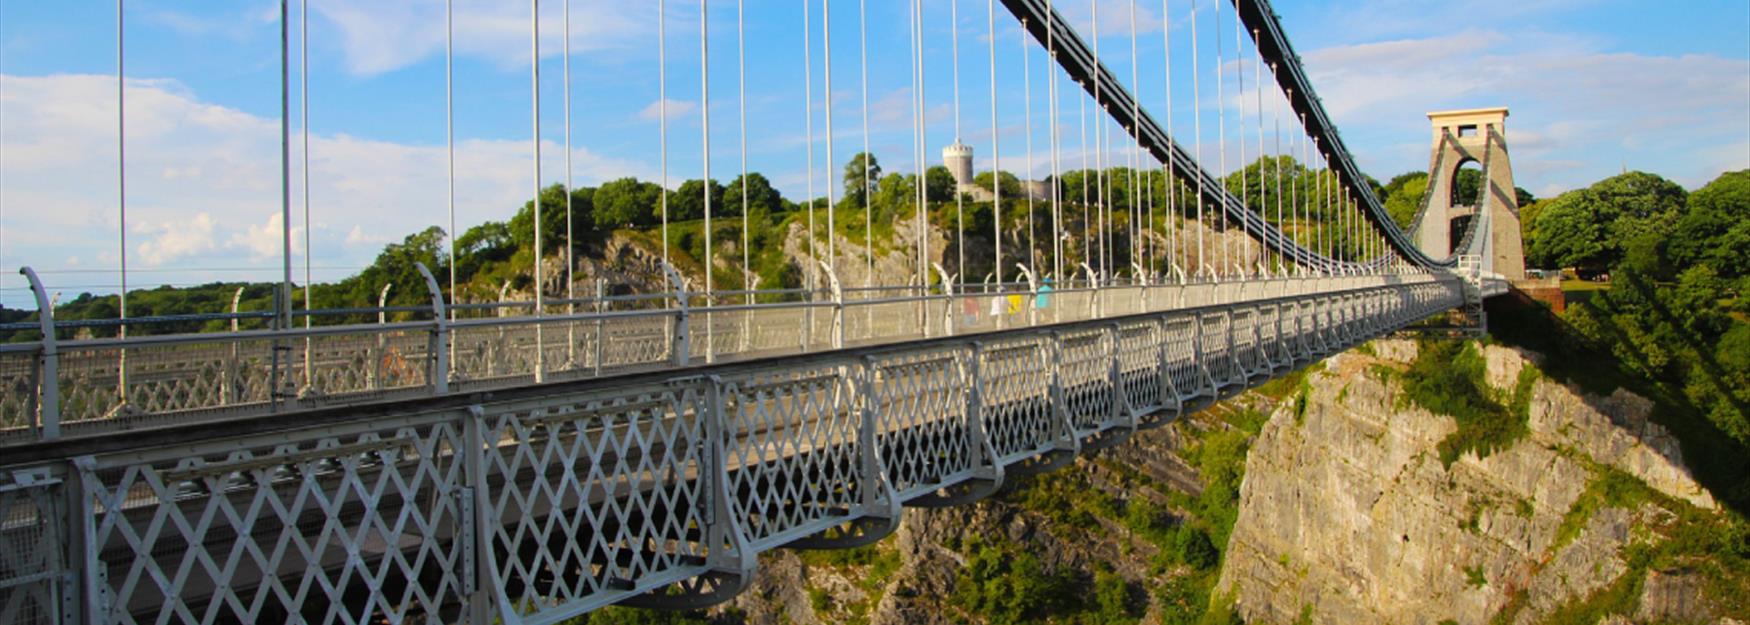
top-left (1189, 0), bottom-right (1204, 279)
top-left (278, 0), bottom-right (293, 336)
top-left (987, 0), bottom-right (1002, 287)
top-left (1080, 86), bottom-right (1088, 280)
top-left (1080, 85), bottom-right (1089, 280)
top-left (565, 0), bottom-right (575, 313)
top-left (530, 0), bottom-right (544, 380)
top-left (1272, 63), bottom-right (1283, 276)
top-left (1047, 0), bottom-right (1062, 282)
top-left (660, 0), bottom-right (670, 272)
top-left (302, 0), bottom-right (311, 334)
top-left (822, 0), bottom-right (834, 275)
top-left (1254, 24), bottom-right (1266, 276)
top-left (1091, 0), bottom-right (1105, 281)
top-left (1215, 0), bottom-right (1230, 279)
top-left (118, 0), bottom-right (128, 346)
top-left (447, 0), bottom-right (457, 310)
top-left (803, 0), bottom-right (815, 286)
top-left (1023, 19), bottom-right (1036, 276)
top-left (1129, 0), bottom-right (1143, 278)
top-left (951, 0), bottom-right (964, 288)
top-left (1234, 0), bottom-right (1248, 278)
top-left (918, 0), bottom-right (929, 292)
top-left (701, 0), bottom-right (713, 300)
top-left (860, 0), bottom-right (871, 288)
top-left (1162, 0), bottom-right (1175, 281)
top-left (740, 0), bottom-right (750, 301)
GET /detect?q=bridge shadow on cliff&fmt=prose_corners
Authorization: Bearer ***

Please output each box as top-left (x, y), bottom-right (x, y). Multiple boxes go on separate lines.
top-left (1485, 290), bottom-right (1750, 517)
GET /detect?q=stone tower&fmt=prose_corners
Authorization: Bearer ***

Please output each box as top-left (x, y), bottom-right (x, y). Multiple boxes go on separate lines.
top-left (1418, 107), bottom-right (1525, 280)
top-left (943, 141), bottom-right (974, 187)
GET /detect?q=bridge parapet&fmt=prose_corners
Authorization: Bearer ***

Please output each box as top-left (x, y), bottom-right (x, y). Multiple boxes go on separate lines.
top-left (2, 273), bottom-right (1444, 446)
top-left (0, 275), bottom-right (1466, 624)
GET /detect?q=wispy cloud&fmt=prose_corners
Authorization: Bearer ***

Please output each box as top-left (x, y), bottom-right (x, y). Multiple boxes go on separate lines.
top-left (0, 73), bottom-right (654, 302)
top-left (313, 0), bottom-right (655, 76)
top-left (638, 98), bottom-right (699, 122)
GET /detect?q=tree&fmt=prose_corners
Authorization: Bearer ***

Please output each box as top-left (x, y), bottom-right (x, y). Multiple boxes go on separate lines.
top-left (510, 184), bottom-right (593, 255)
top-left (723, 172), bottom-right (784, 217)
top-left (972, 170), bottom-right (1025, 200)
top-left (1670, 169), bottom-right (1750, 280)
top-left (842, 152), bottom-right (882, 208)
top-left (337, 226), bottom-right (447, 310)
top-left (669, 178), bottom-right (725, 221)
top-left (1382, 172), bottom-right (1429, 231)
top-left (925, 165), bottom-right (958, 203)
top-left (454, 220), bottom-right (514, 283)
top-left (592, 177), bottom-right (664, 229)
top-left (1527, 171), bottom-right (1686, 271)
top-left (872, 173), bottom-right (917, 222)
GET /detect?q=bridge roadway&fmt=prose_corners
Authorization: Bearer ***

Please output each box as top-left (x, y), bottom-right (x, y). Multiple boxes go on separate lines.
top-left (0, 274), bottom-right (1474, 625)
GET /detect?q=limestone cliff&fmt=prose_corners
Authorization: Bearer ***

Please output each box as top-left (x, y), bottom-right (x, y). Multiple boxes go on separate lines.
top-left (582, 338), bottom-right (1746, 625)
top-left (1217, 340), bottom-right (1742, 624)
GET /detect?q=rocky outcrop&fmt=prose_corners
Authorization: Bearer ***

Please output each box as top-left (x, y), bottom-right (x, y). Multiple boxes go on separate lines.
top-left (1218, 340), bottom-right (1725, 624)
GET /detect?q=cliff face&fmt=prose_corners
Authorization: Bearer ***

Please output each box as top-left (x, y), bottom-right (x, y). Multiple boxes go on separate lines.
top-left (584, 339), bottom-right (1744, 625)
top-left (1217, 340), bottom-right (1736, 625)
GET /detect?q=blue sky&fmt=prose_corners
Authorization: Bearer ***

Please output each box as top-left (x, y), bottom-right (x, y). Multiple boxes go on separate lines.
top-left (1, 0), bottom-right (1746, 305)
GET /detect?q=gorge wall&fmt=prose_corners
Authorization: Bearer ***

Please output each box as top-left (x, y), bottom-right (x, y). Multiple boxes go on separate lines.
top-left (1218, 340), bottom-right (1741, 624)
top-left (583, 339), bottom-right (1745, 625)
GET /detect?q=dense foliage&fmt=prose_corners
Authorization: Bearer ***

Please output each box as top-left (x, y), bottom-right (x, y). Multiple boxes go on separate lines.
top-left (1524, 172), bottom-right (1689, 273)
top-left (1397, 339), bottom-right (1532, 466)
top-left (1522, 171), bottom-right (1749, 455)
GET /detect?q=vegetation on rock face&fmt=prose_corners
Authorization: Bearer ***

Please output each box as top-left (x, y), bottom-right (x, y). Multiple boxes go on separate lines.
top-left (1398, 339), bottom-right (1531, 466)
top-left (1495, 169), bottom-right (1749, 513)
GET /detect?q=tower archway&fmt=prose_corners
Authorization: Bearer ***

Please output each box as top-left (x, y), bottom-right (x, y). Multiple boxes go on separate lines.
top-left (1414, 108), bottom-right (1526, 279)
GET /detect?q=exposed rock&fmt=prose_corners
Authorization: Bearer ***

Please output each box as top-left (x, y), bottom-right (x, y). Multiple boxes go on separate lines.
top-left (1636, 567), bottom-right (1716, 623)
top-left (1526, 380), bottom-right (1716, 510)
top-left (1219, 344), bottom-right (1718, 624)
top-left (1372, 338), bottom-right (1419, 365)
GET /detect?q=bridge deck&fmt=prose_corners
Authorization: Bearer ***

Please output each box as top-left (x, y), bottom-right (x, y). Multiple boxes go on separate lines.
top-left (0, 275), bottom-right (1465, 625)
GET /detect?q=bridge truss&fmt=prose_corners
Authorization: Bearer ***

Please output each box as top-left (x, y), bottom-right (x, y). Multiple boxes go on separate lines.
top-left (0, 0), bottom-right (1511, 622)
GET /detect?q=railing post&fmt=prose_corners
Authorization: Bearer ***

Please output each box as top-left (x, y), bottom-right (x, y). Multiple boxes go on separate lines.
top-left (21, 267), bottom-right (59, 440)
top-left (594, 278), bottom-right (607, 376)
top-left (932, 263), bottom-right (954, 337)
top-left (1108, 322), bottom-right (1129, 429)
top-left (1082, 263), bottom-right (1102, 320)
top-left (225, 286), bottom-right (244, 406)
top-left (824, 261), bottom-right (847, 349)
top-left (415, 263), bottom-right (449, 395)
top-left (663, 262), bottom-right (691, 367)
top-left (461, 405), bottom-right (492, 624)
top-left (1016, 264), bottom-right (1038, 327)
top-left (374, 282), bottom-right (393, 390)
top-left (701, 375), bottom-right (756, 582)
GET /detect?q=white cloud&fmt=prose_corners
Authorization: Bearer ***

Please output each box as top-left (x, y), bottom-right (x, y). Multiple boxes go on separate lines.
top-left (137, 213), bottom-right (218, 265)
top-left (0, 73), bottom-right (654, 304)
top-left (638, 98), bottom-right (699, 122)
top-left (1298, 31), bottom-right (1750, 194)
top-left (345, 225), bottom-right (392, 247)
top-left (228, 212), bottom-right (303, 261)
top-left (1059, 0), bottom-right (1164, 39)
top-left (313, 0), bottom-right (655, 75)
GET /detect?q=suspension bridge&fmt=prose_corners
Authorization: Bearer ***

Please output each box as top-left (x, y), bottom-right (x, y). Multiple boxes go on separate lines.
top-left (1, 0), bottom-right (1518, 623)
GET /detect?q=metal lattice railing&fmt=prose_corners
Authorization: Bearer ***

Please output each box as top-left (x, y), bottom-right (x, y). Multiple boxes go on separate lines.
top-left (3, 272), bottom-right (1433, 444)
top-left (0, 274), bottom-right (1465, 625)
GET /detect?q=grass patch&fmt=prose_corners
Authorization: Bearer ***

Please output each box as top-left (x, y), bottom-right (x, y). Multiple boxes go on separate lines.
top-left (1465, 564), bottom-right (1488, 588)
top-left (1400, 339), bottom-right (1530, 466)
top-left (1551, 465), bottom-right (1657, 554)
top-left (796, 542), bottom-right (902, 625)
top-left (1255, 365), bottom-right (1311, 402)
